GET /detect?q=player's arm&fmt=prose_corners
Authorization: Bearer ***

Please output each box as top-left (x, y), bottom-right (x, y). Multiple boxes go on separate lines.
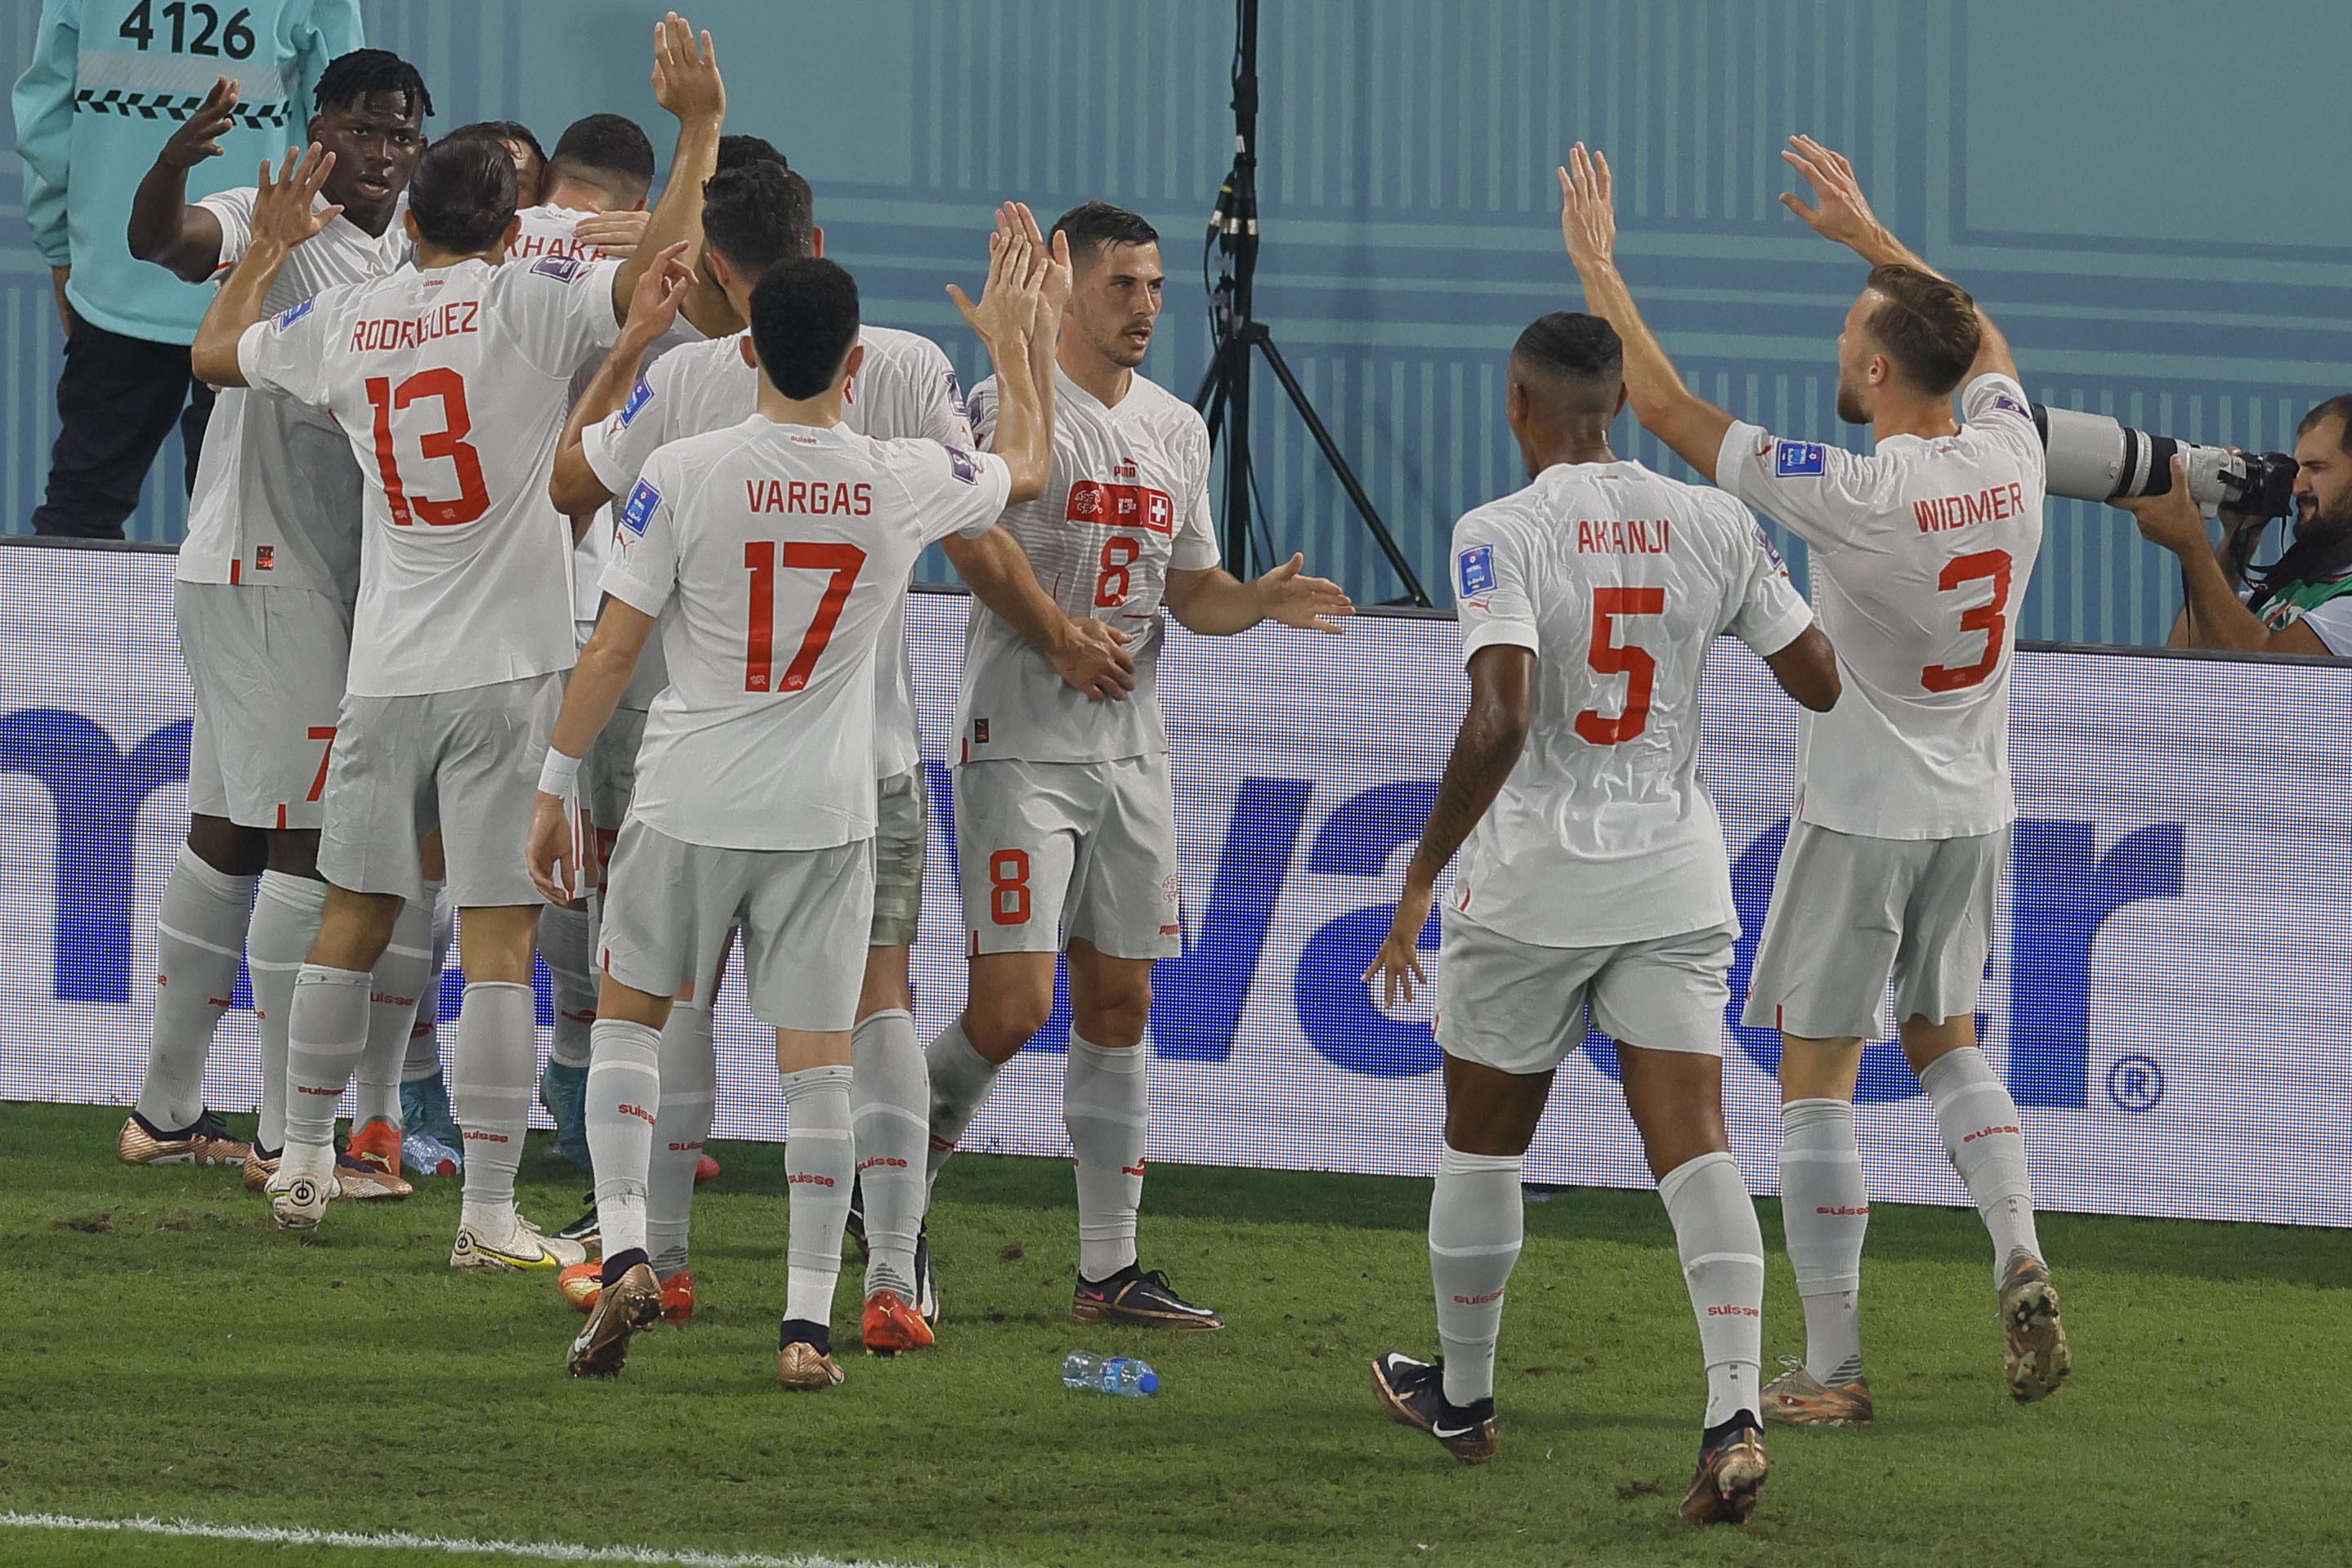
top-left (1763, 626), bottom-right (1840, 709)
top-left (948, 225), bottom-right (1052, 502)
top-left (1164, 558), bottom-right (1353, 637)
top-left (612, 15), bottom-right (725, 327)
top-left (944, 527), bottom-right (1135, 702)
top-left (1362, 645), bottom-right (1536, 1005)
top-left (127, 75), bottom-right (242, 281)
top-left (551, 242), bottom-right (695, 518)
top-left (527, 600), bottom-right (655, 904)
top-left (1778, 135), bottom-right (2018, 384)
top-left (1558, 145), bottom-right (1735, 480)
top-left (188, 145), bottom-right (341, 387)
top-left (2113, 458), bottom-right (2330, 655)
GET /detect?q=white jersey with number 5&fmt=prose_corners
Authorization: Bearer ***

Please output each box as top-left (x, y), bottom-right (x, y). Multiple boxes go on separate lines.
top-left (601, 419), bottom-right (1012, 851)
top-left (235, 252), bottom-right (624, 698)
top-left (955, 368), bottom-right (1220, 766)
top-left (1716, 373), bottom-right (2045, 840)
top-left (1451, 460), bottom-right (1814, 949)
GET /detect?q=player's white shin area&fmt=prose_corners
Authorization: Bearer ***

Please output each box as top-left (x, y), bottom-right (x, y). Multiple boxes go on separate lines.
top-left (540, 902), bottom-right (600, 1070)
top-left (400, 881), bottom-right (451, 1083)
top-left (781, 1066), bottom-right (856, 1325)
top-left (1918, 1046), bottom-right (2045, 1283)
top-left (922, 1020), bottom-right (1004, 1202)
top-left (1779, 1097), bottom-right (1869, 1383)
top-left (132, 844), bottom-right (257, 1131)
top-left (1429, 1146), bottom-right (1525, 1407)
top-left (648, 1002), bottom-right (717, 1275)
top-left (247, 872), bottom-right (330, 1152)
top-left (454, 981), bottom-right (537, 1232)
top-left (357, 896), bottom-right (434, 1128)
top-left (852, 1009), bottom-right (928, 1297)
top-left (1657, 1150), bottom-right (1768, 1427)
top-left (1065, 1036), bottom-right (1147, 1280)
top-left (0, 1511), bottom-right (932, 1567)
top-left (588, 1019), bottom-right (662, 1261)
top-left (282, 965), bottom-right (373, 1160)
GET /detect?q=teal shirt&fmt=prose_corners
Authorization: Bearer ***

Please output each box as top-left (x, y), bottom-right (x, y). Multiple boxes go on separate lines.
top-left (11, 0), bottom-right (364, 346)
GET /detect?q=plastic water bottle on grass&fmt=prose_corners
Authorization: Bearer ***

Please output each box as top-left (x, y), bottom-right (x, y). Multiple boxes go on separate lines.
top-left (401, 1132), bottom-right (461, 1177)
top-left (1062, 1351), bottom-right (1159, 1397)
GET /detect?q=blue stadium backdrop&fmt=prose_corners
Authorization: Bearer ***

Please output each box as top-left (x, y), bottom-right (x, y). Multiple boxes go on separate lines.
top-left (3, 546), bottom-right (2350, 1228)
top-left (10, 0), bottom-right (2352, 646)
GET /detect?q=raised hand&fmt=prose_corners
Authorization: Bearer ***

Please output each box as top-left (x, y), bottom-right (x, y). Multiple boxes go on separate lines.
top-left (1000, 200), bottom-right (1075, 330)
top-left (1254, 553), bottom-right (1353, 634)
top-left (163, 77), bottom-right (240, 169)
top-left (249, 144), bottom-right (341, 251)
top-left (1558, 142), bottom-right (1616, 275)
top-left (947, 226), bottom-right (1046, 351)
top-left (1778, 134), bottom-right (1885, 253)
top-left (1362, 882), bottom-right (1436, 1010)
top-left (621, 239), bottom-right (696, 342)
top-left (651, 11), bottom-right (724, 124)
top-left (575, 208), bottom-right (651, 261)
top-left (2110, 455), bottom-right (2211, 556)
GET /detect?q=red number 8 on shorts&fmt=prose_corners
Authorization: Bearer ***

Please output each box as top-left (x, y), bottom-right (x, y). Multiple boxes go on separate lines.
top-left (987, 848), bottom-right (1031, 926)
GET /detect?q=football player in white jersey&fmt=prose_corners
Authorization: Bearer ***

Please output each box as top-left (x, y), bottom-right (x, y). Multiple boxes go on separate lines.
top-left (924, 200), bottom-right (1352, 1333)
top-left (116, 51), bottom-right (432, 1204)
top-left (1364, 310), bottom-right (1838, 1526)
top-left (1558, 141), bottom-right (2068, 1419)
top-left (527, 237), bottom-right (1054, 1387)
top-left (186, 11), bottom-right (727, 1264)
top-left (547, 175), bottom-right (1129, 1347)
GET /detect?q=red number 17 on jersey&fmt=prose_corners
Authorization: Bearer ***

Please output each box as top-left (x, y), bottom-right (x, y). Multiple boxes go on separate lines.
top-left (742, 542), bottom-right (866, 693)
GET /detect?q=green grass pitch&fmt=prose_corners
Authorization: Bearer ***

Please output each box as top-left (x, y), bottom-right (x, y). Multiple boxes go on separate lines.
top-left (1, 1100), bottom-right (2345, 1567)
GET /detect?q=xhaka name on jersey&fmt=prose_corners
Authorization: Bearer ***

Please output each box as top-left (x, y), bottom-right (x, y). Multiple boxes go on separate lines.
top-left (512, 231), bottom-right (597, 262)
top-left (1576, 516), bottom-right (1672, 554)
top-left (746, 478), bottom-right (873, 516)
top-left (349, 302), bottom-right (481, 353)
top-left (1915, 481), bottom-right (2028, 534)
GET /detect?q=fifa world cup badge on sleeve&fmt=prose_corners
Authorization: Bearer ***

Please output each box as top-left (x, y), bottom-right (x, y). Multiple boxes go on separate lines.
top-left (272, 297), bottom-right (315, 332)
top-left (530, 255), bottom-right (584, 282)
top-left (1774, 440), bottom-right (1828, 477)
top-left (1458, 543), bottom-right (1496, 596)
top-left (619, 480), bottom-right (660, 538)
top-left (946, 447), bottom-right (980, 485)
top-left (619, 375), bottom-right (655, 426)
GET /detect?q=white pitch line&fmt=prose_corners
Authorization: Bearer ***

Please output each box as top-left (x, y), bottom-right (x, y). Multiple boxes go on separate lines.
top-left (0, 1512), bottom-right (941, 1568)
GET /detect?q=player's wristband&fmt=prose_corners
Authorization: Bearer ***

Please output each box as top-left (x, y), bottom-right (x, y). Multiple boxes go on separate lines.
top-left (536, 748), bottom-right (584, 799)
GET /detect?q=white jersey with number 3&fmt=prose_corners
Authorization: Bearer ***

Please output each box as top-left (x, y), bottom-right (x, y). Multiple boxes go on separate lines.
top-left (235, 253), bottom-right (624, 698)
top-left (1450, 460), bottom-right (1814, 948)
top-left (955, 368), bottom-right (1220, 766)
top-left (1717, 373), bottom-right (2046, 840)
top-left (600, 419), bottom-right (1011, 851)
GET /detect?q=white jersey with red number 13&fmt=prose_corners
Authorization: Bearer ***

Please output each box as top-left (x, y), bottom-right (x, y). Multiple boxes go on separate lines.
top-left (235, 253), bottom-right (624, 698)
top-left (955, 367), bottom-right (1219, 766)
top-left (1716, 372), bottom-right (2046, 840)
top-left (600, 419), bottom-right (1013, 851)
top-left (1450, 460), bottom-right (1815, 948)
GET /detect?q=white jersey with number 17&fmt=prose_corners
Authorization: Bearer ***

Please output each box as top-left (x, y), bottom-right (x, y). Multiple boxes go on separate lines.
top-left (1716, 372), bottom-right (2046, 841)
top-left (235, 253), bottom-right (624, 699)
top-left (1450, 460), bottom-right (1814, 949)
top-left (600, 419), bottom-right (1012, 851)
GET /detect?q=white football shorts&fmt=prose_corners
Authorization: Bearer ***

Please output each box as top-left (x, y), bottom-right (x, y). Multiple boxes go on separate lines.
top-left (177, 580), bottom-right (351, 833)
top-left (1437, 913), bottom-right (1737, 1075)
top-left (869, 765), bottom-right (927, 949)
top-left (953, 753), bottom-right (1181, 961)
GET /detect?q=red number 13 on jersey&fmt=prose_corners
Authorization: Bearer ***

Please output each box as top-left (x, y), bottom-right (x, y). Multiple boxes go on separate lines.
top-left (743, 542), bottom-right (867, 693)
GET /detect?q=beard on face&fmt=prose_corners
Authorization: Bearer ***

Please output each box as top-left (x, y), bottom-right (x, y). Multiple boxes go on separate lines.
top-left (2296, 488), bottom-right (2352, 547)
top-left (1091, 320), bottom-right (1150, 369)
top-left (1836, 377), bottom-right (1867, 425)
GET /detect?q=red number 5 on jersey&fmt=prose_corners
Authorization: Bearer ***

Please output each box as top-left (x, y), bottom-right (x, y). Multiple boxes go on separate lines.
top-left (1574, 586), bottom-right (1666, 745)
top-left (742, 542), bottom-right (868, 693)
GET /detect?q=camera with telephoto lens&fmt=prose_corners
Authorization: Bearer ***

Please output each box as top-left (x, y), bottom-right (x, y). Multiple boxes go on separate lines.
top-left (2031, 405), bottom-right (2298, 519)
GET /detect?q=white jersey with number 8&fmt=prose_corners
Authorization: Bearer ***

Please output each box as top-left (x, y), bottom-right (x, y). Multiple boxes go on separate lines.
top-left (601, 418), bottom-right (1012, 852)
top-left (1450, 459), bottom-right (1814, 949)
top-left (1716, 373), bottom-right (2046, 840)
top-left (235, 252), bottom-right (625, 698)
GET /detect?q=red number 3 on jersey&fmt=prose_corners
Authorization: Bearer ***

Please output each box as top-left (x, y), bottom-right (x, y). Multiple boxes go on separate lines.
top-left (1921, 548), bottom-right (2015, 693)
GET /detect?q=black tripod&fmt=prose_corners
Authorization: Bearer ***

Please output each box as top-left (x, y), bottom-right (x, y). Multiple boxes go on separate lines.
top-left (1192, 0), bottom-right (1429, 605)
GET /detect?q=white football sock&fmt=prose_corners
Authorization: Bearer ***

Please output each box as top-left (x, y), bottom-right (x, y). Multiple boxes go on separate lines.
top-left (1658, 1150), bottom-right (1768, 1429)
top-left (1780, 1097), bottom-right (1869, 1384)
top-left (401, 882), bottom-right (450, 1084)
top-left (454, 980), bottom-right (536, 1231)
top-left (852, 1009), bottom-right (928, 1298)
top-left (355, 895), bottom-right (431, 1131)
top-left (1065, 1034), bottom-right (1147, 1280)
top-left (586, 1017), bottom-right (660, 1261)
top-left (1920, 1046), bottom-right (2045, 1285)
top-left (923, 1018), bottom-right (1002, 1203)
top-left (1429, 1145), bottom-right (1523, 1407)
top-left (539, 901), bottom-right (597, 1070)
top-left (782, 1065), bottom-right (855, 1325)
top-left (282, 964), bottom-right (370, 1168)
top-left (133, 844), bottom-right (257, 1131)
top-left (246, 872), bottom-right (328, 1155)
top-left (647, 1000), bottom-right (716, 1275)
